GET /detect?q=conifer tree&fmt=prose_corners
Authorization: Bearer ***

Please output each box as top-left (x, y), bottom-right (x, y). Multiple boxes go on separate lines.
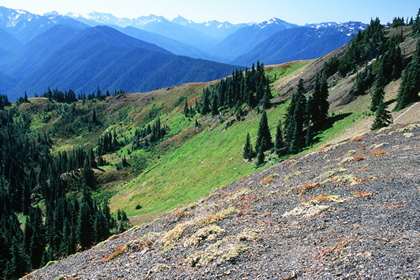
top-left (394, 41), bottom-right (420, 111)
top-left (183, 99), bottom-right (189, 117)
top-left (255, 111), bottom-right (272, 153)
top-left (256, 149), bottom-right (265, 167)
top-left (243, 133), bottom-right (254, 161)
top-left (318, 76), bottom-right (330, 126)
top-left (274, 121), bottom-right (286, 157)
top-left (285, 79), bottom-right (307, 153)
top-left (371, 100), bottom-right (392, 130)
top-left (370, 74), bottom-right (386, 112)
top-left (412, 8), bottom-right (420, 36)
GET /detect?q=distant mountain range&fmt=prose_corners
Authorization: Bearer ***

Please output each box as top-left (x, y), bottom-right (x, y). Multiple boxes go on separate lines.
top-left (0, 6), bottom-right (367, 100)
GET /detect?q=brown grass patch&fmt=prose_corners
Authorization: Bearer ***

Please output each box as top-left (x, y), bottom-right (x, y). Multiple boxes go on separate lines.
top-left (370, 149), bottom-right (386, 156)
top-left (262, 177), bottom-right (275, 184)
top-left (353, 191), bottom-right (373, 198)
top-left (383, 203), bottom-right (406, 209)
top-left (353, 154), bottom-right (366, 161)
top-left (353, 136), bottom-right (363, 142)
top-left (289, 162), bottom-right (299, 168)
top-left (295, 182), bottom-right (322, 195)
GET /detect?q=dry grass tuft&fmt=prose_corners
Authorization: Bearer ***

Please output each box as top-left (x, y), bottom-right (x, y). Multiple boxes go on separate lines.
top-left (353, 154), bottom-right (366, 161)
top-left (160, 222), bottom-right (190, 252)
top-left (353, 136), bottom-right (363, 142)
top-left (295, 182), bottom-right (322, 195)
top-left (353, 191), bottom-right (373, 198)
top-left (370, 149), bottom-right (386, 156)
top-left (184, 225), bottom-right (225, 247)
top-left (194, 207), bottom-right (236, 226)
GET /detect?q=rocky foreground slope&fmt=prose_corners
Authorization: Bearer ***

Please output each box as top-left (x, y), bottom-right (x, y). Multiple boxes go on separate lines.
top-left (28, 123), bottom-right (420, 279)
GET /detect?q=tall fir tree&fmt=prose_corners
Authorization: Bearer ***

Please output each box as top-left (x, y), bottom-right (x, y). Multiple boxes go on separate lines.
top-left (255, 111), bottom-right (272, 153)
top-left (274, 121), bottom-right (286, 157)
top-left (318, 76), bottom-right (330, 127)
top-left (285, 79), bottom-right (307, 154)
top-left (370, 73), bottom-right (386, 112)
top-left (243, 133), bottom-right (254, 161)
top-left (371, 100), bottom-right (393, 130)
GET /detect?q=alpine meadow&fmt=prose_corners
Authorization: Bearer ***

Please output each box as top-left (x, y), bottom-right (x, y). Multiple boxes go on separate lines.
top-left (0, 5), bottom-right (419, 280)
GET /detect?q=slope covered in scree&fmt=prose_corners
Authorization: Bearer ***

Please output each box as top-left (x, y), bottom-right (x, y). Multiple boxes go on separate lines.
top-left (29, 122), bottom-right (420, 279)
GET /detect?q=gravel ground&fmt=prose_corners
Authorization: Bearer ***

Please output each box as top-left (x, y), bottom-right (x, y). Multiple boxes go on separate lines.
top-left (28, 122), bottom-right (420, 280)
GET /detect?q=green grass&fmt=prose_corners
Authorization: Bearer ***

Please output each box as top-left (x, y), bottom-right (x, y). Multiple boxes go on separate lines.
top-left (20, 59), bottom-right (382, 227)
top-left (311, 93), bottom-right (372, 148)
top-left (110, 102), bottom-right (289, 218)
top-left (266, 61), bottom-right (311, 83)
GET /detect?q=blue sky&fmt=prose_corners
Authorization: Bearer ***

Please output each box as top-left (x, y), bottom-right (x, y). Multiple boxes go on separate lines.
top-left (1, 0), bottom-right (419, 24)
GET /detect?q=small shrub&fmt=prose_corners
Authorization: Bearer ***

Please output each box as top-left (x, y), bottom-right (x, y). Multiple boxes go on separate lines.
top-left (340, 157), bottom-right (354, 165)
top-left (236, 229), bottom-right (260, 241)
top-left (300, 193), bottom-right (341, 204)
top-left (383, 203), bottom-right (406, 209)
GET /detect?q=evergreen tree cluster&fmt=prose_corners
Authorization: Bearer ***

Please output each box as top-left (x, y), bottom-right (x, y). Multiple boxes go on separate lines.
top-left (391, 17), bottom-right (406, 28)
top-left (284, 77), bottom-right (329, 154)
top-left (394, 40), bottom-right (420, 111)
top-left (182, 99), bottom-right (197, 118)
top-left (0, 94), bottom-right (10, 110)
top-left (42, 87), bottom-right (78, 103)
top-left (411, 9), bottom-right (420, 36)
top-left (243, 76), bottom-right (329, 163)
top-left (38, 103), bottom-right (103, 137)
top-left (40, 87), bottom-right (124, 103)
top-left (197, 62), bottom-right (272, 116)
top-left (97, 130), bottom-right (120, 156)
top-left (132, 117), bottom-right (170, 151)
top-left (0, 105), bottom-right (129, 279)
top-left (317, 13), bottom-right (420, 130)
top-left (335, 18), bottom-right (385, 77)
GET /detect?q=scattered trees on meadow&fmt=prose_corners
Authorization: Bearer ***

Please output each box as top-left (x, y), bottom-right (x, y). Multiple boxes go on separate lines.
top-left (243, 75), bottom-right (330, 163)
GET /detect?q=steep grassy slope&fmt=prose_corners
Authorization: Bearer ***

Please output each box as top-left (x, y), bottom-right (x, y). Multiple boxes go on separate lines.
top-left (12, 25), bottom-right (419, 231)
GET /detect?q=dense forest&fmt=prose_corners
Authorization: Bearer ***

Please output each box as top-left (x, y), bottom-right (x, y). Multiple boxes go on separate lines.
top-left (0, 93), bottom-right (131, 279)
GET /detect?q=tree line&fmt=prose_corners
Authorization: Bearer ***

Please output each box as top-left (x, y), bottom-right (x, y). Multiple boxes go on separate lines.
top-left (186, 61), bottom-right (272, 118)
